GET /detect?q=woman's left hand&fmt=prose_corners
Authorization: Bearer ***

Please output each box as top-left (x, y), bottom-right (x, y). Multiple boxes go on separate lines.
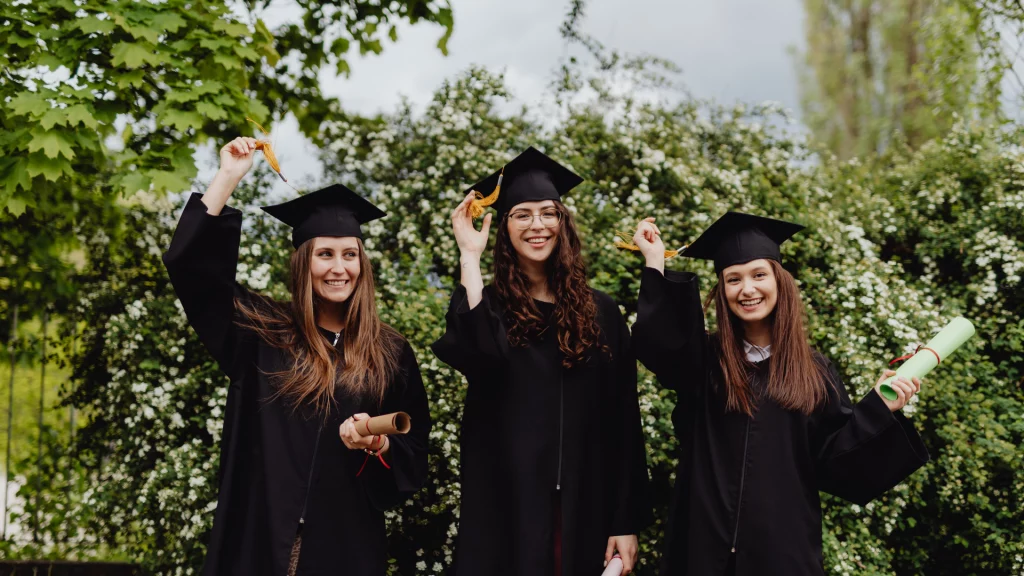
top-left (874, 370), bottom-right (922, 412)
top-left (339, 413), bottom-right (387, 451)
top-left (605, 534), bottom-right (638, 574)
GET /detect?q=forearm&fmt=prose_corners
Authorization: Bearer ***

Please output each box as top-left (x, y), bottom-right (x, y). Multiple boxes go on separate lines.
top-left (459, 253), bottom-right (485, 309)
top-left (200, 170), bottom-right (244, 216)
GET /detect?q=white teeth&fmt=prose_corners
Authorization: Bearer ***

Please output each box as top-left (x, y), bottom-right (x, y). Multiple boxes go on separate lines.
top-left (526, 238), bottom-right (547, 244)
top-left (326, 280), bottom-right (348, 287)
top-left (740, 297), bottom-right (763, 306)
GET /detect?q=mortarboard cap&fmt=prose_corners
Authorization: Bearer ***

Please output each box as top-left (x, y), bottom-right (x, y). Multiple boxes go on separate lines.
top-left (467, 146), bottom-right (584, 217)
top-left (261, 184), bottom-right (386, 248)
top-left (682, 211), bottom-right (805, 274)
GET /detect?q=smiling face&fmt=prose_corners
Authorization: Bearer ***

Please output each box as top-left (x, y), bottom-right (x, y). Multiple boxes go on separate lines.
top-left (722, 258), bottom-right (778, 326)
top-left (506, 200), bottom-right (561, 265)
top-left (309, 236), bottom-right (361, 304)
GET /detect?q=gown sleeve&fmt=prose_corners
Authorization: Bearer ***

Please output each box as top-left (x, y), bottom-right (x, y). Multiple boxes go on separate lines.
top-left (359, 340), bottom-right (433, 511)
top-left (632, 267), bottom-right (707, 395)
top-left (606, 301), bottom-right (654, 536)
top-left (430, 284), bottom-right (510, 379)
top-left (811, 358), bottom-right (930, 505)
top-left (162, 192), bottom-right (252, 378)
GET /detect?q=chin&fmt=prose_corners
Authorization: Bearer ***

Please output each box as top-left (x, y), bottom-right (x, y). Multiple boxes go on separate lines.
top-left (315, 289), bottom-right (354, 304)
top-left (520, 250), bottom-right (554, 264)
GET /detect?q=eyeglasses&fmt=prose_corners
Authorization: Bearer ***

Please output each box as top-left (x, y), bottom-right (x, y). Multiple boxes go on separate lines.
top-left (508, 209), bottom-right (562, 230)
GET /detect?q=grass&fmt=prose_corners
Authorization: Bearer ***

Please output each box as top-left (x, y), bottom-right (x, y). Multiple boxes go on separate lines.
top-left (1, 316), bottom-right (81, 525)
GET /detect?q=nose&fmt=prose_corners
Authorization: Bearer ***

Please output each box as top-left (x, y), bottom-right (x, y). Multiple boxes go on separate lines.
top-left (329, 256), bottom-right (348, 275)
top-left (740, 278), bottom-right (758, 296)
top-left (528, 215), bottom-right (545, 231)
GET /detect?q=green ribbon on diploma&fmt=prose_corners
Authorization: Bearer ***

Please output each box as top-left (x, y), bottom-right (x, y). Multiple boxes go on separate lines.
top-left (880, 317), bottom-right (976, 401)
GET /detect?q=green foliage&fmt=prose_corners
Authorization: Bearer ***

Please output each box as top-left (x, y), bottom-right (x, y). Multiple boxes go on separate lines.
top-left (0, 0), bottom-right (454, 327)
top-left (795, 0), bottom-right (1014, 159)
top-left (10, 68), bottom-right (1023, 576)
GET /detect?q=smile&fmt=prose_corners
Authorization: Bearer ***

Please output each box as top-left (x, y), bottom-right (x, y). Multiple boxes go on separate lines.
top-left (325, 280), bottom-right (350, 287)
top-left (739, 297), bottom-right (763, 308)
top-left (525, 237), bottom-right (550, 245)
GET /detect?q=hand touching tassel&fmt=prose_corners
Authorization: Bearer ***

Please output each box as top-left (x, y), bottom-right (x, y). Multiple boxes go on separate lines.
top-left (246, 117), bottom-right (288, 183)
top-left (615, 218), bottom-right (682, 259)
top-left (468, 168), bottom-right (503, 218)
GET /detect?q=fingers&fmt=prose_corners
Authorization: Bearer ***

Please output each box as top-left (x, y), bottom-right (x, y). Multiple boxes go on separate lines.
top-left (621, 543), bottom-right (636, 574)
top-left (911, 376), bottom-right (922, 393)
top-left (875, 369), bottom-right (897, 387)
top-left (224, 137), bottom-right (257, 157)
top-left (604, 538), bottom-right (615, 564)
top-left (897, 377), bottom-right (917, 400)
top-left (891, 378), bottom-right (910, 408)
top-left (480, 212), bottom-right (492, 236)
top-left (339, 416), bottom-right (373, 450)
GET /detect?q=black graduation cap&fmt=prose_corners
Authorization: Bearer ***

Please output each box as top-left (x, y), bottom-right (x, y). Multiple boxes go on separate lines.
top-left (466, 146), bottom-right (584, 216)
top-left (261, 184), bottom-right (386, 248)
top-left (682, 211), bottom-right (805, 274)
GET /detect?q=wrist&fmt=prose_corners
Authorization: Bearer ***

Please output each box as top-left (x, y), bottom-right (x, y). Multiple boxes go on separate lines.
top-left (215, 168), bottom-right (246, 185)
top-left (644, 255), bottom-right (665, 271)
top-left (459, 253), bottom-right (482, 266)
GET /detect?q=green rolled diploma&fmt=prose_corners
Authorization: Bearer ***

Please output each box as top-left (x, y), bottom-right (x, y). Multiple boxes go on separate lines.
top-left (880, 316), bottom-right (976, 401)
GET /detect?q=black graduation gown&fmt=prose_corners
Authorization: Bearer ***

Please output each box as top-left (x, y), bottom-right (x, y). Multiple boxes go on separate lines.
top-left (632, 268), bottom-right (929, 576)
top-left (163, 193), bottom-right (431, 576)
top-left (431, 285), bottom-right (652, 576)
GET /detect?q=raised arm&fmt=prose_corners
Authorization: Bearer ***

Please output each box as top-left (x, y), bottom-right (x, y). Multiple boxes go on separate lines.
top-left (630, 218), bottom-right (707, 394)
top-left (451, 191), bottom-right (492, 309)
top-left (162, 137), bottom-right (258, 375)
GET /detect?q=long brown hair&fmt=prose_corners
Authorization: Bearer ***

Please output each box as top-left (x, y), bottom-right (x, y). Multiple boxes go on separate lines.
top-left (703, 259), bottom-right (827, 416)
top-left (236, 238), bottom-right (403, 414)
top-left (493, 201), bottom-right (606, 368)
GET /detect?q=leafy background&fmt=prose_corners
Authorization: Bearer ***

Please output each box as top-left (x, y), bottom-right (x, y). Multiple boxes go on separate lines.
top-left (2, 0), bottom-right (1023, 574)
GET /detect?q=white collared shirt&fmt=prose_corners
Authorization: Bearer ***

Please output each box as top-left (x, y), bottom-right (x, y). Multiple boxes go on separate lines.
top-left (743, 340), bottom-right (771, 363)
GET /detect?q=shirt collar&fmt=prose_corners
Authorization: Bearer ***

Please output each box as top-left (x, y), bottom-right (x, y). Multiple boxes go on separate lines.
top-left (743, 340), bottom-right (771, 363)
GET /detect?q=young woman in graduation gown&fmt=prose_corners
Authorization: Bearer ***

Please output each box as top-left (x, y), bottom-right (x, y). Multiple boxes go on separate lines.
top-left (162, 137), bottom-right (431, 576)
top-left (431, 147), bottom-right (652, 576)
top-left (627, 212), bottom-right (929, 576)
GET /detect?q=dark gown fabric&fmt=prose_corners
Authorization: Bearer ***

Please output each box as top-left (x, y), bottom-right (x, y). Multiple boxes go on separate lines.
top-left (632, 267), bottom-right (929, 576)
top-left (431, 284), bottom-right (652, 576)
top-left (163, 193), bottom-right (431, 576)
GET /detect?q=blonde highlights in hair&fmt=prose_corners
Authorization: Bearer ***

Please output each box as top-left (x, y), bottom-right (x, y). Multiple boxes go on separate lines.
top-left (237, 238), bottom-right (402, 414)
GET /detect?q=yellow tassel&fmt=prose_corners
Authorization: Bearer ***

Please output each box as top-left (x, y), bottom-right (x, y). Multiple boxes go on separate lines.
top-left (246, 117), bottom-right (287, 183)
top-left (469, 167), bottom-right (503, 219)
top-left (613, 228), bottom-right (682, 259)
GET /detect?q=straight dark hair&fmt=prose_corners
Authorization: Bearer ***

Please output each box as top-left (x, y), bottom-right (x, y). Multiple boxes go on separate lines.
top-left (703, 260), bottom-right (828, 416)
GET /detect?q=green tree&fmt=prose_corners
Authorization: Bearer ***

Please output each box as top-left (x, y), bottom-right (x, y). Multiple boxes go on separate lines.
top-left (20, 63), bottom-right (1023, 575)
top-left (0, 0), bottom-right (453, 324)
top-left (795, 0), bottom-right (1011, 159)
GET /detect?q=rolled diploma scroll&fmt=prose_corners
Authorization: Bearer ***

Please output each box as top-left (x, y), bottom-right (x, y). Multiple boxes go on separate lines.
top-left (356, 411), bottom-right (412, 436)
top-left (601, 555), bottom-right (623, 576)
top-left (879, 316), bottom-right (976, 401)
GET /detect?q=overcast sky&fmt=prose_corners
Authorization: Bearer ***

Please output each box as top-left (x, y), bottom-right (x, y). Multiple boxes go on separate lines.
top-left (220, 0), bottom-right (807, 193)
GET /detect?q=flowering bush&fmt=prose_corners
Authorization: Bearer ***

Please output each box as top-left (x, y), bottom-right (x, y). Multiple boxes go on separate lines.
top-left (11, 68), bottom-right (1022, 575)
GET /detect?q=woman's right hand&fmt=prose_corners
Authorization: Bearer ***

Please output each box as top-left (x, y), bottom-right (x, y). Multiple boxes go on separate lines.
top-left (219, 136), bottom-right (259, 180)
top-left (452, 191), bottom-right (492, 259)
top-left (633, 217), bottom-right (666, 272)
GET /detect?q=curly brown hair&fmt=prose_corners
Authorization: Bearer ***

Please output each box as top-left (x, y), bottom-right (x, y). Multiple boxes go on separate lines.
top-left (493, 201), bottom-right (606, 368)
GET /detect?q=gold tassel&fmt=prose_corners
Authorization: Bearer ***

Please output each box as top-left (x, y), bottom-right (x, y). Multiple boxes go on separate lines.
top-left (246, 117), bottom-right (288, 183)
top-left (613, 228), bottom-right (682, 259)
top-left (469, 167), bottom-right (503, 219)
top-left (287, 532), bottom-right (302, 576)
